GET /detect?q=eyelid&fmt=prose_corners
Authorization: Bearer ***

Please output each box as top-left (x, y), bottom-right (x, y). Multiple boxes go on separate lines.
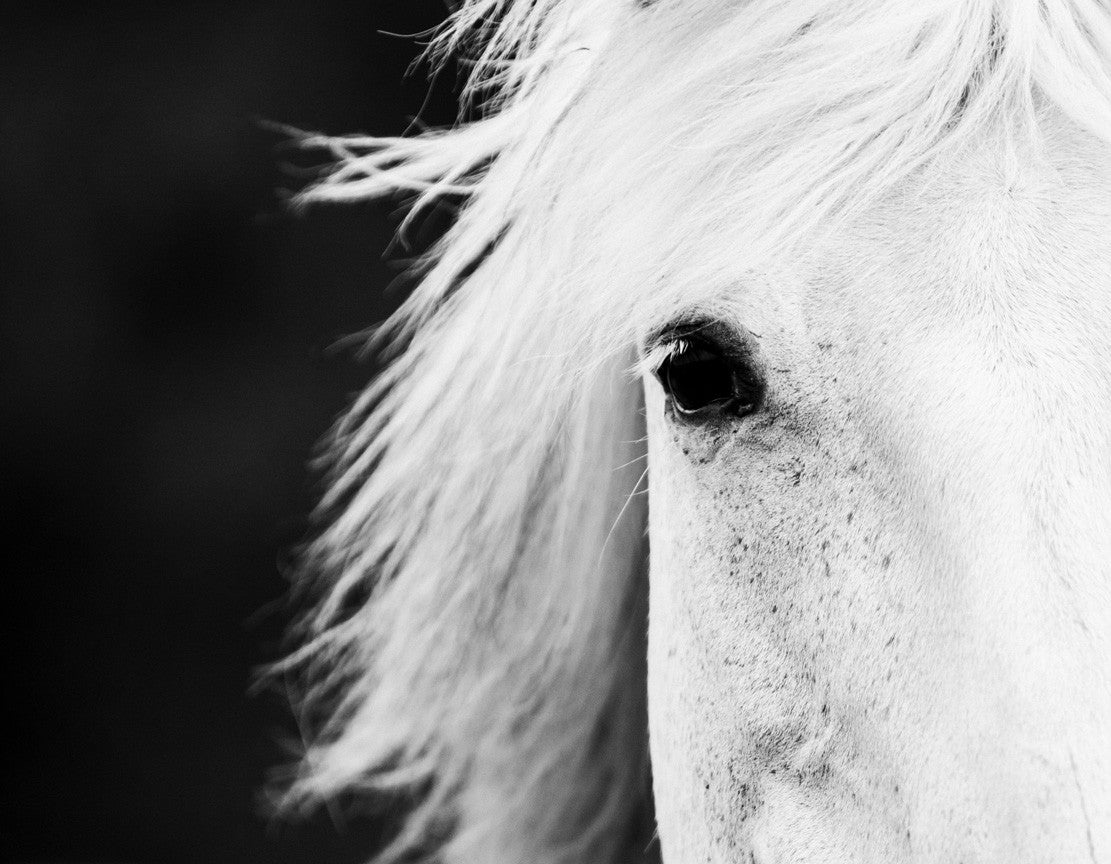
top-left (637, 318), bottom-right (720, 378)
top-left (638, 318), bottom-right (758, 375)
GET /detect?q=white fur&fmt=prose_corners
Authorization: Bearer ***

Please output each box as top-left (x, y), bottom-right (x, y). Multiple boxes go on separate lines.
top-left (278, 1), bottom-right (1111, 862)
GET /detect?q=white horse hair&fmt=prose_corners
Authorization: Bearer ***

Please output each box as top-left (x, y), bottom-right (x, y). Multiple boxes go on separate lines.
top-left (280, 1), bottom-right (1111, 862)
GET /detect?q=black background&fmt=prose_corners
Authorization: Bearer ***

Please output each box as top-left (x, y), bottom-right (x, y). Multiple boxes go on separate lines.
top-left (3, 2), bottom-right (456, 861)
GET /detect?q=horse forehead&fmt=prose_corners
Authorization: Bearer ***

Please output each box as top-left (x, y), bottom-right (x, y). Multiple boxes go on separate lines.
top-left (816, 123), bottom-right (1111, 352)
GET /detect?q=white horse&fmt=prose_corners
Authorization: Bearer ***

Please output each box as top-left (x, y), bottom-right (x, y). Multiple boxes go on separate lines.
top-left (282, 1), bottom-right (1111, 861)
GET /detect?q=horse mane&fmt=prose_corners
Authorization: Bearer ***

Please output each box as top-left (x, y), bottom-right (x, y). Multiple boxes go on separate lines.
top-left (278, 2), bottom-right (1111, 862)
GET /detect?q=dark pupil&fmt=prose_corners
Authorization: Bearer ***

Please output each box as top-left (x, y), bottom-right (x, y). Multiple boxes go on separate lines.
top-left (661, 342), bottom-right (737, 413)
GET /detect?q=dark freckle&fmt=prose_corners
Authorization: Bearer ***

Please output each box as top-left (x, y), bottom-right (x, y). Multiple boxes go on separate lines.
top-left (882, 554), bottom-right (892, 569)
top-left (846, 511), bottom-right (854, 524)
top-left (771, 604), bottom-right (778, 613)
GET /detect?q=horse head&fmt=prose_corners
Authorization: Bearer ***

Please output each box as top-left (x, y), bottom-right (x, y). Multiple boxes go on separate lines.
top-left (282, 2), bottom-right (1111, 861)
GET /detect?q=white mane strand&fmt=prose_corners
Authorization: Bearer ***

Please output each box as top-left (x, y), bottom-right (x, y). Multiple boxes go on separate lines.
top-left (279, 1), bottom-right (1111, 862)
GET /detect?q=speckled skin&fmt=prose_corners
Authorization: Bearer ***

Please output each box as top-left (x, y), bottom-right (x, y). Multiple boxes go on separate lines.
top-left (644, 122), bottom-right (1111, 863)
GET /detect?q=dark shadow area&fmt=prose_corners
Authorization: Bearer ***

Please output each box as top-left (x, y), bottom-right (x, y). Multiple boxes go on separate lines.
top-left (1, 2), bottom-right (457, 861)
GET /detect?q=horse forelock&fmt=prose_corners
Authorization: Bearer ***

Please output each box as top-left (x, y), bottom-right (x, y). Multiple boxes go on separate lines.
top-left (278, 2), bottom-right (1111, 862)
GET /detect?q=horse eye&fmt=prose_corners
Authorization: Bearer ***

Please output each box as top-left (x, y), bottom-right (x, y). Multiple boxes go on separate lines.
top-left (655, 336), bottom-right (763, 418)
